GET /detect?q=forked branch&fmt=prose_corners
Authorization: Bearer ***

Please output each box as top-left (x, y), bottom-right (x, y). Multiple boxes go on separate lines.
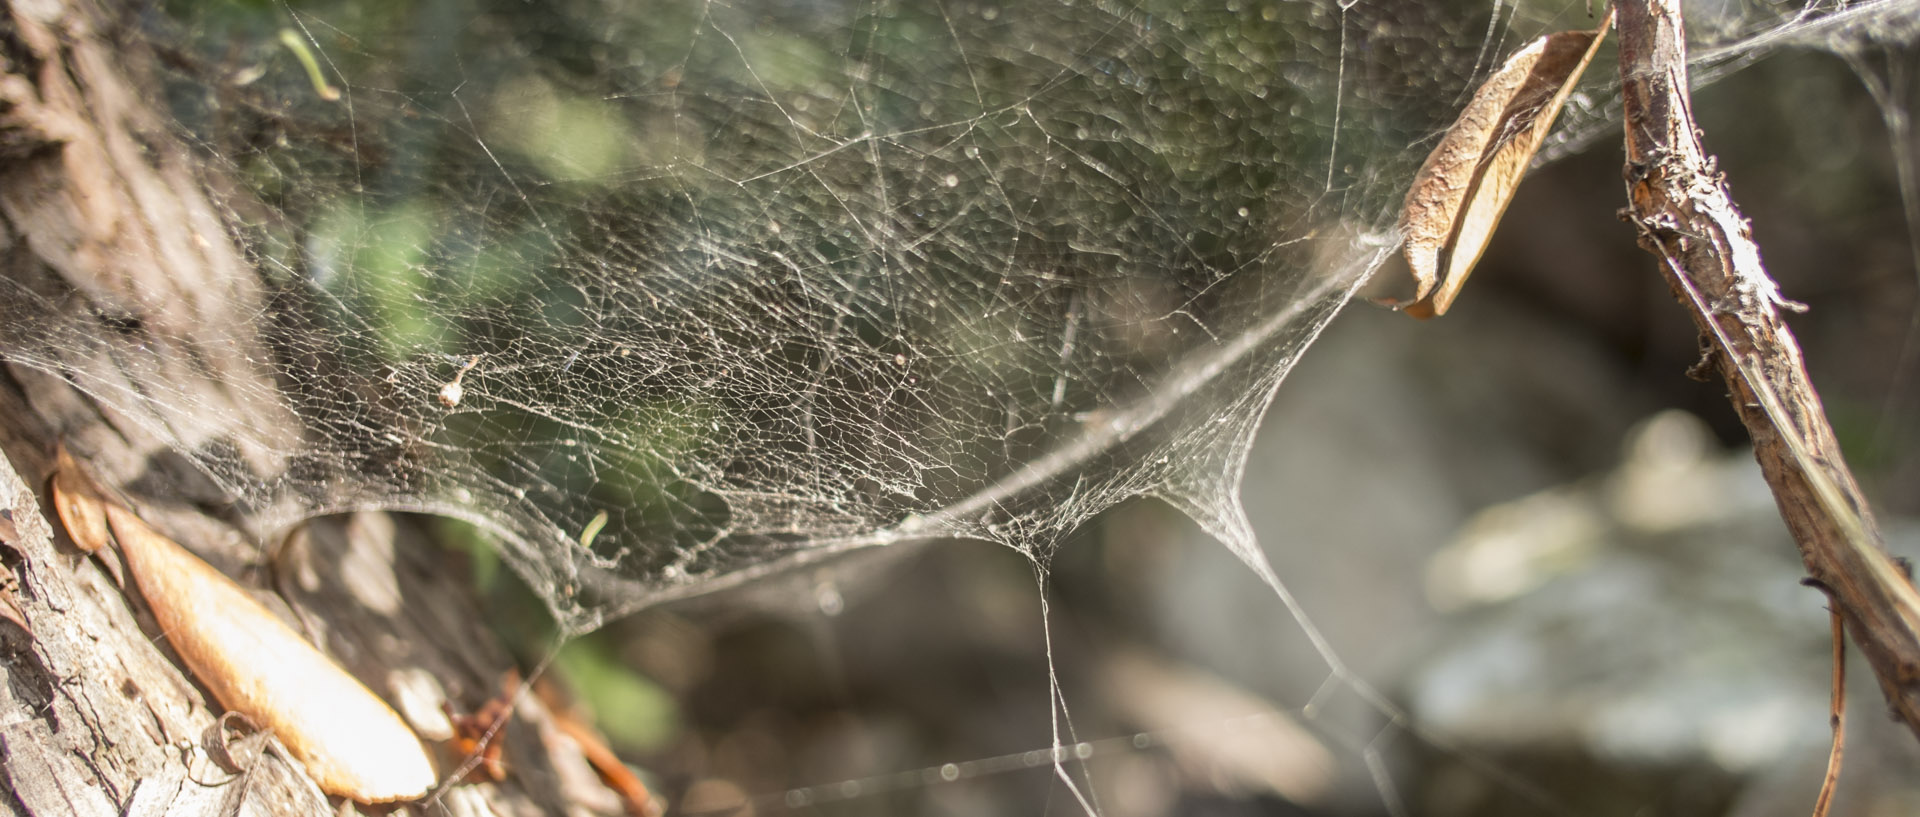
top-left (1615, 0), bottom-right (1920, 744)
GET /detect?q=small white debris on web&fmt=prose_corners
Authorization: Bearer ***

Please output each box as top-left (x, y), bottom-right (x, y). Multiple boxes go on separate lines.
top-left (438, 355), bottom-right (480, 409)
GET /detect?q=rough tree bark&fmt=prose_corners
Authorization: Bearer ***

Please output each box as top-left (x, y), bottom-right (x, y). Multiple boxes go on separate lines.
top-left (0, 0), bottom-right (625, 813)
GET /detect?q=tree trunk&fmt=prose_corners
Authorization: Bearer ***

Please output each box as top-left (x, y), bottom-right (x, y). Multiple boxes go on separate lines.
top-left (0, 0), bottom-right (618, 812)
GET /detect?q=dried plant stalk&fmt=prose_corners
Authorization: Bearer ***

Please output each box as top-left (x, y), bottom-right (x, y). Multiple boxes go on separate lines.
top-left (1812, 599), bottom-right (1845, 817)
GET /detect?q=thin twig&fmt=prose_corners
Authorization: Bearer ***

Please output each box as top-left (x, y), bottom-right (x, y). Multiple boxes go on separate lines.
top-left (1804, 578), bottom-right (1847, 817)
top-left (1817, 604), bottom-right (1847, 817)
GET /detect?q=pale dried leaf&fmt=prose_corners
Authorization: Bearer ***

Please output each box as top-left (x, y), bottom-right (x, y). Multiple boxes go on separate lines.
top-left (1389, 9), bottom-right (1613, 318)
top-left (101, 503), bottom-right (438, 803)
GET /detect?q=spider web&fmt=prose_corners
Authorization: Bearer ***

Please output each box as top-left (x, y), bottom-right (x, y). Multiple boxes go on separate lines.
top-left (5, 0), bottom-right (1920, 813)
top-left (39, 0), bottom-right (1470, 630)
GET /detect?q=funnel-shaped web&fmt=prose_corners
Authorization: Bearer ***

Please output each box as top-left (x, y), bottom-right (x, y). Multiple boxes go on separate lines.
top-left (0, 0), bottom-right (1909, 642)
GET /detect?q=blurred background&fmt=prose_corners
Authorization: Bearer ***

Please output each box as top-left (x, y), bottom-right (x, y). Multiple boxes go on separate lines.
top-left (141, 0), bottom-right (1920, 813)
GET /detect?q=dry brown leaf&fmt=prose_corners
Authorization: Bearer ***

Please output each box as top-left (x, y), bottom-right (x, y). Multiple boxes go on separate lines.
top-left (534, 676), bottom-right (659, 817)
top-left (50, 446), bottom-right (111, 555)
top-left (445, 690), bottom-right (512, 783)
top-left (1387, 8), bottom-right (1613, 318)
top-left (100, 501), bottom-right (437, 803)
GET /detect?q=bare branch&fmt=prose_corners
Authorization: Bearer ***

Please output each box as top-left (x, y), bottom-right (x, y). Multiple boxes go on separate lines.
top-left (1616, 0), bottom-right (1920, 743)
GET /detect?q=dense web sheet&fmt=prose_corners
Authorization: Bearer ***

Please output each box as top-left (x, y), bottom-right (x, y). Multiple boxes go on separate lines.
top-left (13, 0), bottom-right (1482, 629)
top-left (4, 0), bottom-right (1909, 627)
top-left (5, 0), bottom-right (1920, 810)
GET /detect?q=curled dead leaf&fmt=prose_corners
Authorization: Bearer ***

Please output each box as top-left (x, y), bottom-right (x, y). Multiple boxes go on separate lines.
top-left (99, 502), bottom-right (437, 803)
top-left (205, 711), bottom-right (268, 775)
top-left (1386, 8), bottom-right (1614, 318)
